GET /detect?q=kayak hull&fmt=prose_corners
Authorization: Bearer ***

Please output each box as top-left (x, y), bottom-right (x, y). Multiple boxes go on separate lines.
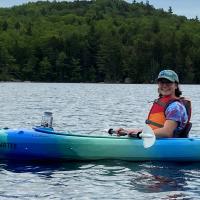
top-left (0, 128), bottom-right (200, 162)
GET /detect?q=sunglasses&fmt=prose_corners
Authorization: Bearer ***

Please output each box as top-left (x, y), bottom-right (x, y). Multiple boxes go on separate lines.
top-left (158, 79), bottom-right (174, 84)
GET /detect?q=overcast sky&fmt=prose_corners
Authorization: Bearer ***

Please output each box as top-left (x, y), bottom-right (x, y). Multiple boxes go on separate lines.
top-left (0, 0), bottom-right (199, 19)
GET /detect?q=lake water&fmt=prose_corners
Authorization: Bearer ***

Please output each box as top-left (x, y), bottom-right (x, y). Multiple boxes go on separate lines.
top-left (0, 83), bottom-right (200, 199)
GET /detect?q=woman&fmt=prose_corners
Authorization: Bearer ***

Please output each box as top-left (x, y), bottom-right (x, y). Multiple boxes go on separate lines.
top-left (117, 70), bottom-right (191, 138)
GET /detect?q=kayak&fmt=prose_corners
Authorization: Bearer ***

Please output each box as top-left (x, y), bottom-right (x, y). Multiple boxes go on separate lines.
top-left (0, 126), bottom-right (200, 162)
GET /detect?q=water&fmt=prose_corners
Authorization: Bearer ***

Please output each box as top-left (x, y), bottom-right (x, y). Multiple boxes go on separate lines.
top-left (0, 83), bottom-right (200, 199)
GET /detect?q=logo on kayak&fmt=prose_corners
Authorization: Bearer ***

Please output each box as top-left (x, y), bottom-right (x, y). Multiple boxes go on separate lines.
top-left (0, 142), bottom-right (16, 149)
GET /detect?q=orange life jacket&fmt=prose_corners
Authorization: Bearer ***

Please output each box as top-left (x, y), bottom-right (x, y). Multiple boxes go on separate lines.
top-left (146, 96), bottom-right (192, 137)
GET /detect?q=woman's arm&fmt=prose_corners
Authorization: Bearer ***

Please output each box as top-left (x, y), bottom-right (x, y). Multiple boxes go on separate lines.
top-left (117, 120), bottom-right (177, 138)
top-left (153, 120), bottom-right (178, 138)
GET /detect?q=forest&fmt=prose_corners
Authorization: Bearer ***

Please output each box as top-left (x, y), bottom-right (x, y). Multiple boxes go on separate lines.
top-left (0, 0), bottom-right (200, 83)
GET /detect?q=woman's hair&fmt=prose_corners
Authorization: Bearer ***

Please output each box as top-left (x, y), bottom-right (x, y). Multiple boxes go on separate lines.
top-left (175, 85), bottom-right (182, 97)
top-left (158, 83), bottom-right (182, 97)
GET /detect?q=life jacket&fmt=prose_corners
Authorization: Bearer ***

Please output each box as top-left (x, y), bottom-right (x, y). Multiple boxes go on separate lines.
top-left (146, 96), bottom-right (192, 138)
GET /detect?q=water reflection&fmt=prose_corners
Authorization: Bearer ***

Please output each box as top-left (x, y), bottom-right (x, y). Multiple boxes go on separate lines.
top-left (1, 160), bottom-right (200, 193)
top-left (131, 162), bottom-right (187, 193)
top-left (0, 160), bottom-right (85, 174)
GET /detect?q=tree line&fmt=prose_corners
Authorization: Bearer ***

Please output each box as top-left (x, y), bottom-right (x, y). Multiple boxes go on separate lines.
top-left (0, 0), bottom-right (200, 83)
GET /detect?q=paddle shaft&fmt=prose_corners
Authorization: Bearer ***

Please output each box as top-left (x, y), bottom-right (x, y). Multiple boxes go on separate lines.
top-left (108, 128), bottom-right (142, 138)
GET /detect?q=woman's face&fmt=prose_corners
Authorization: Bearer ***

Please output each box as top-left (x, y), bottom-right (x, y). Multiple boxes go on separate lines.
top-left (158, 78), bottom-right (177, 97)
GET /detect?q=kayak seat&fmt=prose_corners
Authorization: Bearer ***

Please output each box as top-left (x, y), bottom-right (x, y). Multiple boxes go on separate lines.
top-left (174, 122), bottom-right (192, 138)
top-left (183, 122), bottom-right (192, 138)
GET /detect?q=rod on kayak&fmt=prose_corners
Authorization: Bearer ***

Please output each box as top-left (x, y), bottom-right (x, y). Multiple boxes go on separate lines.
top-left (106, 125), bottom-right (156, 148)
top-left (68, 129), bottom-right (102, 134)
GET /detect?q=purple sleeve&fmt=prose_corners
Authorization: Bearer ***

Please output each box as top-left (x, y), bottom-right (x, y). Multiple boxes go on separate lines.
top-left (165, 102), bottom-right (188, 130)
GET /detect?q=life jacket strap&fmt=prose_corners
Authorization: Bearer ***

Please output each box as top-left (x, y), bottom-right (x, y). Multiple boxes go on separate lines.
top-left (145, 119), bottom-right (163, 128)
top-left (154, 99), bottom-right (167, 107)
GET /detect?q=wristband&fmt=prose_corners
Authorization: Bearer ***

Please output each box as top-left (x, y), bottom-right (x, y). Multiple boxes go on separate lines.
top-left (137, 131), bottom-right (142, 139)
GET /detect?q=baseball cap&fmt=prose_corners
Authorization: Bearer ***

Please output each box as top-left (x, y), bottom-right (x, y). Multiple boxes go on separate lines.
top-left (157, 70), bottom-right (179, 83)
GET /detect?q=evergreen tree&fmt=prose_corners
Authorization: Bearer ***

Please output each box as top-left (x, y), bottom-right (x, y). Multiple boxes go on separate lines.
top-left (168, 6), bottom-right (173, 14)
top-left (2, 20), bottom-right (8, 31)
top-left (56, 51), bottom-right (68, 82)
top-left (39, 57), bottom-right (52, 81)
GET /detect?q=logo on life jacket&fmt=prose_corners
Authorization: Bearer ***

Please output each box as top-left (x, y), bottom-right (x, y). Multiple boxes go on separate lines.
top-left (146, 96), bottom-right (192, 137)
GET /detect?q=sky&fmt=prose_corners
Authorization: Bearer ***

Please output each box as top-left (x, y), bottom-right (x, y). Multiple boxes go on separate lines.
top-left (0, 0), bottom-right (199, 19)
top-left (136, 0), bottom-right (200, 19)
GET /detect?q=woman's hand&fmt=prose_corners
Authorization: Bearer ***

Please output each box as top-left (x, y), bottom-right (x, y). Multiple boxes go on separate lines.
top-left (127, 129), bottom-right (142, 137)
top-left (116, 128), bottom-right (142, 137)
top-left (115, 128), bottom-right (127, 136)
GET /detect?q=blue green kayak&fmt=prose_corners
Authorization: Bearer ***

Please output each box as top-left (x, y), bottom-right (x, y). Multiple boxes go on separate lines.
top-left (0, 126), bottom-right (199, 162)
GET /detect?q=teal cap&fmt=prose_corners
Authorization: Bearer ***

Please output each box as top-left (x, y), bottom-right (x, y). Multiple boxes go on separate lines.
top-left (157, 70), bottom-right (179, 83)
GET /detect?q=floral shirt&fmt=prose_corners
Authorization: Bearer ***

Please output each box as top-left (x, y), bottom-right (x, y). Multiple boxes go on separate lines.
top-left (165, 101), bottom-right (188, 132)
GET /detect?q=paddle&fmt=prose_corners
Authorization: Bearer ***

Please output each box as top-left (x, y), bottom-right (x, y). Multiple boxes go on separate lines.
top-left (106, 125), bottom-right (155, 148)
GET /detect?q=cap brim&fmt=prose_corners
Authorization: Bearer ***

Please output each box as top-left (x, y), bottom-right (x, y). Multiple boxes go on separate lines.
top-left (157, 76), bottom-right (174, 82)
